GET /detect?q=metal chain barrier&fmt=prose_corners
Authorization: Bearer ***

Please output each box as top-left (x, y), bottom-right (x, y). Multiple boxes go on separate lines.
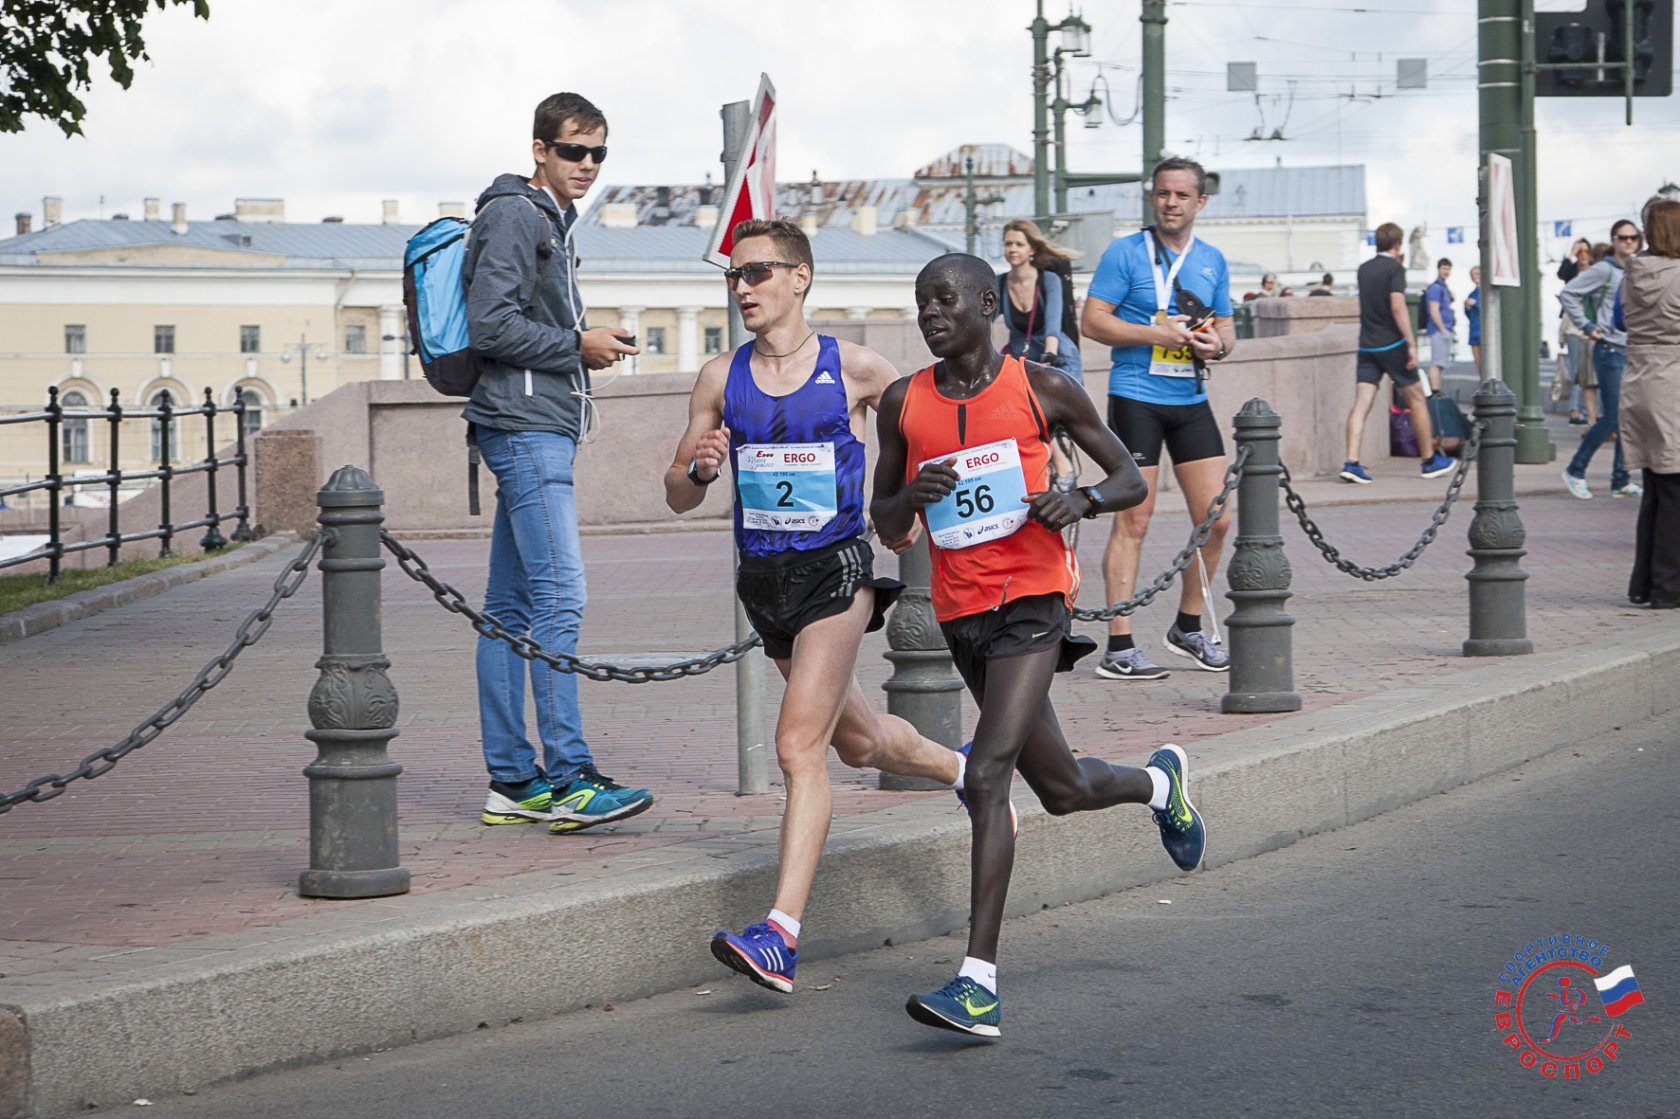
top-left (1279, 420), bottom-right (1484, 581)
top-left (380, 530), bottom-right (764, 683)
top-left (1072, 444), bottom-right (1250, 622)
top-left (0, 531), bottom-right (324, 815)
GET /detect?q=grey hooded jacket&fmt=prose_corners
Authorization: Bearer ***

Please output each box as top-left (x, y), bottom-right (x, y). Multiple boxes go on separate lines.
top-left (1558, 257), bottom-right (1627, 348)
top-left (461, 173), bottom-right (591, 438)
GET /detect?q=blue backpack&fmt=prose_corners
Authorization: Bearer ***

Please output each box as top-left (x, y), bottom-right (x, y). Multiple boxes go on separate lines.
top-left (402, 216), bottom-right (480, 396)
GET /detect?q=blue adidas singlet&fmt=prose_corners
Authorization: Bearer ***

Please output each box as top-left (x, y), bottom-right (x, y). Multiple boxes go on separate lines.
top-left (722, 335), bottom-right (866, 558)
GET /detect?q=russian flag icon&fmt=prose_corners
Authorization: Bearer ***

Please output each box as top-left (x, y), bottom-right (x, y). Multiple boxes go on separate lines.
top-left (1594, 966), bottom-right (1645, 1017)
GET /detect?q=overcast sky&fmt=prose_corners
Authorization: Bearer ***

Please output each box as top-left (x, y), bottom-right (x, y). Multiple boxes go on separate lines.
top-left (3, 0), bottom-right (1675, 268)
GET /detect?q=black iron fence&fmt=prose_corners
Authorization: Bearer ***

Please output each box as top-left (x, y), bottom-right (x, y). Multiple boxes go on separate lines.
top-left (0, 386), bottom-right (254, 581)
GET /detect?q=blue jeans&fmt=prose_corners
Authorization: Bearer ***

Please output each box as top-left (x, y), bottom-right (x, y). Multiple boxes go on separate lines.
top-left (475, 428), bottom-right (592, 785)
top-left (1567, 343), bottom-right (1629, 491)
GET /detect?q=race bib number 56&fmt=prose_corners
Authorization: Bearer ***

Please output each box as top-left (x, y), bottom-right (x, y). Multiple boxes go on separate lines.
top-left (920, 438), bottom-right (1029, 550)
top-left (737, 442), bottom-right (837, 532)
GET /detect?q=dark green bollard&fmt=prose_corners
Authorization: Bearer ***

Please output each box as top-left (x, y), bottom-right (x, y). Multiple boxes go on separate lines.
top-left (1222, 399), bottom-right (1302, 714)
top-left (1465, 380), bottom-right (1533, 656)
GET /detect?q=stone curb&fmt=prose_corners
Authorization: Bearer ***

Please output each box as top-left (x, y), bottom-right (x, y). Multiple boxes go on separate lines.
top-left (0, 535), bottom-right (298, 648)
top-left (4, 623), bottom-right (1676, 1119)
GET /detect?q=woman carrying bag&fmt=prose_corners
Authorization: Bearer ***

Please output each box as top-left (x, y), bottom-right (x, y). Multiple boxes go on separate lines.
top-left (998, 218), bottom-right (1082, 379)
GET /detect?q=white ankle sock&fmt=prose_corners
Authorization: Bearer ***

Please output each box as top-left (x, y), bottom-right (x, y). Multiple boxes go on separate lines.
top-left (959, 956), bottom-right (998, 994)
top-left (1147, 766), bottom-right (1170, 811)
top-left (953, 750), bottom-right (967, 792)
top-left (766, 909), bottom-right (800, 945)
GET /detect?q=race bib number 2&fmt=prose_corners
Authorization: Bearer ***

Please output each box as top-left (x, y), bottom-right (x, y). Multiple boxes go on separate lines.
top-left (736, 442), bottom-right (837, 532)
top-left (920, 438), bottom-right (1030, 550)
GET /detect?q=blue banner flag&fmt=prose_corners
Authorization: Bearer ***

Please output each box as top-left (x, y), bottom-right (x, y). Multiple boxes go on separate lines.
top-left (1447, 227), bottom-right (1465, 244)
top-left (1554, 220), bottom-right (1573, 238)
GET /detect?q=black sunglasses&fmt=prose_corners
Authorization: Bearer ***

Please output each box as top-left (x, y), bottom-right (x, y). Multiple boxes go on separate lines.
top-left (724, 260), bottom-right (801, 286)
top-left (544, 140), bottom-right (608, 164)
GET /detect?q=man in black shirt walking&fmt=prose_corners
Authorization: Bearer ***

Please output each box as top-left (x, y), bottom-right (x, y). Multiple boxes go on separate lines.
top-left (1339, 222), bottom-right (1456, 483)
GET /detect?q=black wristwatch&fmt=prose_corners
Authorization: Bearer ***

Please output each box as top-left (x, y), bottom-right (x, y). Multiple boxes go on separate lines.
top-left (686, 458), bottom-right (716, 487)
top-left (1078, 485), bottom-right (1105, 519)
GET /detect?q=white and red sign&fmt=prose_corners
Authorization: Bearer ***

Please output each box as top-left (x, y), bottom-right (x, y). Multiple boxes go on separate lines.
top-left (1487, 153), bottom-right (1520, 287)
top-left (704, 73), bottom-right (778, 268)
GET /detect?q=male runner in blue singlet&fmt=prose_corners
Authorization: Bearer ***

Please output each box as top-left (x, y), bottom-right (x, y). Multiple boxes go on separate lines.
top-left (665, 219), bottom-right (963, 994)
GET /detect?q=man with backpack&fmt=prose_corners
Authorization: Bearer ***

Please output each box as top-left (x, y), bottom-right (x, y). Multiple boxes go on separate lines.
top-left (463, 91), bottom-right (653, 833)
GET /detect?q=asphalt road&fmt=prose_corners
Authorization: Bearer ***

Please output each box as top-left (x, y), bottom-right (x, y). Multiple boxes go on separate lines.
top-left (152, 711), bottom-right (1678, 1119)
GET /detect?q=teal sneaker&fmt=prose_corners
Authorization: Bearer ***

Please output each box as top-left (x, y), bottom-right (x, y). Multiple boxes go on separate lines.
top-left (480, 775), bottom-right (554, 825)
top-left (1147, 743), bottom-right (1206, 871)
top-left (906, 975), bottom-right (1002, 1038)
top-left (548, 765), bottom-right (655, 834)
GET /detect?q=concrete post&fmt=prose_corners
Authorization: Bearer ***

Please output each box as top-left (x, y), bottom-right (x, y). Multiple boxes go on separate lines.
top-left (1465, 379), bottom-right (1533, 656)
top-left (880, 537), bottom-right (964, 791)
top-left (298, 466), bottom-right (409, 899)
top-left (1222, 400), bottom-right (1302, 714)
top-left (378, 306), bottom-right (403, 380)
top-left (676, 306), bottom-right (701, 372)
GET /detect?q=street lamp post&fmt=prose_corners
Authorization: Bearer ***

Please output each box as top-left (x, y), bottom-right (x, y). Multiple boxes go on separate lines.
top-left (1030, 2), bottom-right (1092, 226)
top-left (964, 156), bottom-right (1007, 255)
top-left (279, 333), bottom-right (330, 406)
top-left (1051, 48), bottom-right (1102, 215)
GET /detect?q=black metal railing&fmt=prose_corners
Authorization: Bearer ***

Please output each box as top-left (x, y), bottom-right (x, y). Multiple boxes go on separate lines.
top-left (0, 386), bottom-right (254, 581)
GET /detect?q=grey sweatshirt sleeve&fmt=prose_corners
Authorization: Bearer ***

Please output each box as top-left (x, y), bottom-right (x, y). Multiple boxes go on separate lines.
top-left (1557, 261), bottom-right (1606, 334)
top-left (466, 199), bottom-right (581, 373)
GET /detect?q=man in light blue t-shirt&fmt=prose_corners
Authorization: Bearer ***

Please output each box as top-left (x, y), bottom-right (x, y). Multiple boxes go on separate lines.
top-left (1080, 158), bottom-right (1237, 682)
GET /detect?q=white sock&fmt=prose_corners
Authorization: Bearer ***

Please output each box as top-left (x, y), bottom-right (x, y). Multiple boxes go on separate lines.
top-left (959, 956), bottom-right (998, 994)
top-left (766, 908), bottom-right (800, 944)
top-left (953, 750), bottom-right (967, 792)
top-left (1147, 766), bottom-right (1170, 811)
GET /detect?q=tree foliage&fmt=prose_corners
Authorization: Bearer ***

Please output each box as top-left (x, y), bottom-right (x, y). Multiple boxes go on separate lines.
top-left (1, 0), bottom-right (211, 136)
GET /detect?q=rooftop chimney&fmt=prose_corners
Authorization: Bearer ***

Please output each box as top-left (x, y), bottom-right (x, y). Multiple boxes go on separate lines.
top-left (597, 202), bottom-right (638, 229)
top-left (438, 201), bottom-right (466, 219)
top-left (381, 199), bottom-right (400, 224)
top-left (695, 204), bottom-right (719, 229)
top-left (15, 213), bottom-right (31, 236)
top-left (143, 197), bottom-right (160, 221)
top-left (850, 205), bottom-right (878, 237)
top-left (234, 197), bottom-right (285, 223)
top-left (43, 197), bottom-right (62, 228)
top-left (799, 212), bottom-right (820, 236)
top-left (171, 202), bottom-right (188, 235)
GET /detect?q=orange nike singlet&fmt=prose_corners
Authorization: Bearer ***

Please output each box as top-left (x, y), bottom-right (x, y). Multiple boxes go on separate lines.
top-left (898, 355), bottom-right (1080, 622)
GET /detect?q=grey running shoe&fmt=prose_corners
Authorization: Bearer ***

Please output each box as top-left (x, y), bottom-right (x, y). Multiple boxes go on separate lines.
top-left (1165, 624), bottom-right (1229, 672)
top-left (1612, 482), bottom-right (1644, 498)
top-left (1094, 647), bottom-right (1169, 680)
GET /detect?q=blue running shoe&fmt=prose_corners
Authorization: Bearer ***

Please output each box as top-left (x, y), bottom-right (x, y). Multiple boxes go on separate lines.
top-left (954, 742), bottom-right (1018, 838)
top-left (480, 775), bottom-right (554, 825)
top-left (548, 765), bottom-right (655, 834)
top-left (710, 923), bottom-right (796, 993)
top-left (1146, 743), bottom-right (1206, 871)
top-left (906, 975), bottom-right (1002, 1038)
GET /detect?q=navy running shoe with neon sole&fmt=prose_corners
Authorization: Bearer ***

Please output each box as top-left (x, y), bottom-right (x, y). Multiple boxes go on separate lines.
top-left (954, 742), bottom-right (1018, 838)
top-left (711, 922), bottom-right (797, 993)
top-left (548, 765), bottom-right (654, 834)
top-left (1147, 743), bottom-right (1206, 871)
top-left (906, 975), bottom-right (1002, 1038)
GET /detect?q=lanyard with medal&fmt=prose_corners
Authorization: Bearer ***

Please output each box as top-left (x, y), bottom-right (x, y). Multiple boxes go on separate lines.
top-left (1144, 226), bottom-right (1214, 392)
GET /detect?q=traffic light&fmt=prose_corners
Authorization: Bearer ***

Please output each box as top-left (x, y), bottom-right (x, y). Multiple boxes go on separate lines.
top-left (1535, 0), bottom-right (1672, 98)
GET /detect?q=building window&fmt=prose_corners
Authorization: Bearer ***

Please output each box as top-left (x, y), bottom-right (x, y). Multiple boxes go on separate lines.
top-left (344, 325), bottom-right (367, 354)
top-left (646, 327), bottom-right (667, 355)
top-left (60, 389), bottom-right (91, 463)
top-left (154, 325), bottom-right (175, 354)
top-left (237, 389), bottom-right (264, 439)
top-left (149, 390), bottom-right (181, 463)
top-left (240, 325), bottom-right (260, 354)
top-left (65, 324), bottom-right (86, 354)
top-left (704, 326), bottom-right (723, 355)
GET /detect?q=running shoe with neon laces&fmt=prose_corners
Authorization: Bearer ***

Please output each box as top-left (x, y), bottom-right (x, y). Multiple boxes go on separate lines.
top-left (1164, 624), bottom-right (1229, 672)
top-left (1146, 743), bottom-right (1206, 872)
top-left (1094, 647), bottom-right (1169, 681)
top-left (480, 775), bottom-right (554, 825)
top-left (547, 765), bottom-right (654, 834)
top-left (906, 975), bottom-right (1002, 1038)
top-left (1420, 452), bottom-right (1458, 479)
top-left (954, 742), bottom-right (1018, 838)
top-left (710, 922), bottom-right (797, 993)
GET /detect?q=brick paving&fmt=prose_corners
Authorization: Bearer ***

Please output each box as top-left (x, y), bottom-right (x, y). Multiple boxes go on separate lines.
top-left (0, 416), bottom-right (1668, 961)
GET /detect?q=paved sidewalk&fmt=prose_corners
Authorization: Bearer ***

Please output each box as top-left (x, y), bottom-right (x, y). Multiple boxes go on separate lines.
top-left (2, 415), bottom-right (1675, 1117)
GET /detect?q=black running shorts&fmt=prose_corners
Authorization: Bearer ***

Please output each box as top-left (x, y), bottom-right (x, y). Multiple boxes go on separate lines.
top-left (940, 593), bottom-right (1098, 695)
top-left (1355, 344), bottom-right (1421, 388)
top-left (1106, 395), bottom-right (1226, 468)
top-left (736, 537), bottom-right (902, 661)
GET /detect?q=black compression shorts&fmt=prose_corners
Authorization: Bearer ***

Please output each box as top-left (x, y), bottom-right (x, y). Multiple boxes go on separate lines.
top-left (1106, 396), bottom-right (1226, 468)
top-left (736, 537), bottom-right (901, 660)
